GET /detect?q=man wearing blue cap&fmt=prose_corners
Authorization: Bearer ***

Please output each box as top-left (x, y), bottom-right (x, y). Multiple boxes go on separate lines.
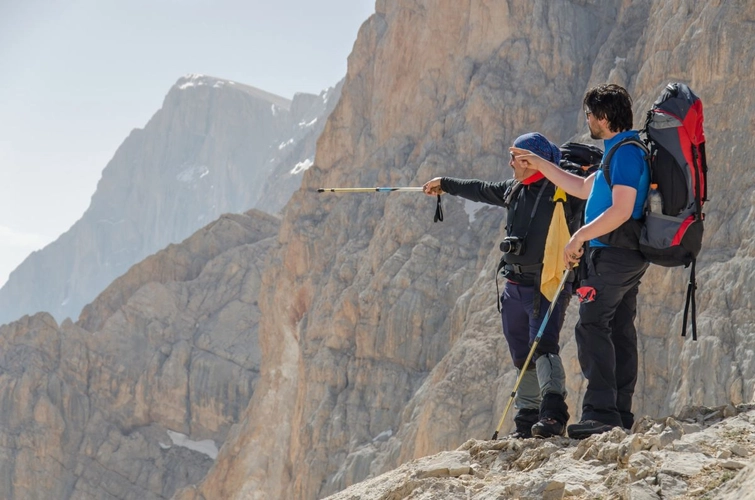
top-left (423, 132), bottom-right (584, 438)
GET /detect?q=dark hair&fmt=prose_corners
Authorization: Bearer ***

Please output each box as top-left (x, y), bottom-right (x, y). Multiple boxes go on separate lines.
top-left (583, 84), bottom-right (633, 133)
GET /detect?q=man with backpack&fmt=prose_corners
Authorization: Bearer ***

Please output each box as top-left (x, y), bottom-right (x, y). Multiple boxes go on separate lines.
top-left (423, 132), bottom-right (585, 439)
top-left (511, 84), bottom-right (650, 439)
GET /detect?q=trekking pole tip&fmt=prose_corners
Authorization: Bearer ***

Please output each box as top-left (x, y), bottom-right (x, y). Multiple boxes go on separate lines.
top-left (491, 431), bottom-right (499, 440)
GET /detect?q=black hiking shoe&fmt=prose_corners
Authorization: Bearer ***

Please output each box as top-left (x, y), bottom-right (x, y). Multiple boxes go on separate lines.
top-left (567, 420), bottom-right (615, 439)
top-left (531, 418), bottom-right (565, 438)
top-left (509, 429), bottom-right (532, 439)
top-left (510, 408), bottom-right (539, 439)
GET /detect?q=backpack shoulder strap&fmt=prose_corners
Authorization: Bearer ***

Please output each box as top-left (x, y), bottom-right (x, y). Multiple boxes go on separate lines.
top-left (600, 137), bottom-right (649, 188)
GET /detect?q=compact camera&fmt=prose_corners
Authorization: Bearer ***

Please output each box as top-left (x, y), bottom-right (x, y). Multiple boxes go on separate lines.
top-left (500, 236), bottom-right (525, 256)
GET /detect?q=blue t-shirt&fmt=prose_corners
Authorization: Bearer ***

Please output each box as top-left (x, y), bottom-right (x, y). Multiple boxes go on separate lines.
top-left (585, 130), bottom-right (650, 248)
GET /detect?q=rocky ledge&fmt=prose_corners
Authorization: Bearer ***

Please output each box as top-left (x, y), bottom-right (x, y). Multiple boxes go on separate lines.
top-left (327, 405), bottom-right (755, 500)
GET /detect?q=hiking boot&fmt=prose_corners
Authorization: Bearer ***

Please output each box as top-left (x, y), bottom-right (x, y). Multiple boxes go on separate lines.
top-left (511, 408), bottom-right (539, 439)
top-left (508, 429), bottom-right (532, 439)
top-left (567, 420), bottom-right (615, 440)
top-left (531, 418), bottom-right (565, 438)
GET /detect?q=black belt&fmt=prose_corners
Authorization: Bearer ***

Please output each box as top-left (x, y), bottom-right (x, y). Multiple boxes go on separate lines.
top-left (502, 263), bottom-right (542, 275)
top-left (501, 262), bottom-right (544, 319)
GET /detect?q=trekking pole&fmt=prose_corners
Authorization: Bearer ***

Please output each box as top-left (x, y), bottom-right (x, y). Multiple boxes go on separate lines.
top-left (491, 265), bottom-right (573, 440)
top-left (317, 187), bottom-right (424, 193)
top-left (317, 187), bottom-right (443, 222)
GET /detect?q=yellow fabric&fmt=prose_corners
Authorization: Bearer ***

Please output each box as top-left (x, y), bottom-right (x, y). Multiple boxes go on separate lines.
top-left (541, 188), bottom-right (571, 302)
top-left (552, 186), bottom-right (567, 203)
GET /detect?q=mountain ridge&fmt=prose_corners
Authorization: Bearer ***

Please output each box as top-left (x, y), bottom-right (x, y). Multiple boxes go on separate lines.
top-left (0, 73), bottom-right (341, 326)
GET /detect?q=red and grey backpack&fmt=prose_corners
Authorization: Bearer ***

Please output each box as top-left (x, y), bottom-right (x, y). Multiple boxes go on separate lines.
top-left (601, 83), bottom-right (708, 339)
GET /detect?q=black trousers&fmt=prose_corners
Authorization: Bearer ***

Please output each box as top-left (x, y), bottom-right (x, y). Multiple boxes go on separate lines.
top-left (575, 246), bottom-right (648, 428)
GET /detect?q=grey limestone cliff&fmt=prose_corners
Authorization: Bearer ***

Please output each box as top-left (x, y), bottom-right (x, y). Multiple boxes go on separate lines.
top-left (0, 208), bottom-right (279, 499)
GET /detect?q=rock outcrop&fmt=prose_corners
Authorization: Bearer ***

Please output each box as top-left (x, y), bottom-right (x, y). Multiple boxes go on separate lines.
top-left (326, 405), bottom-right (755, 499)
top-left (0, 75), bottom-right (340, 325)
top-left (0, 209), bottom-right (279, 499)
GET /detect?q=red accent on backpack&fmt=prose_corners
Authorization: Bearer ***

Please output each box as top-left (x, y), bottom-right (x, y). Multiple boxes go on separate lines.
top-left (671, 215), bottom-right (696, 247)
top-left (642, 83), bottom-right (707, 340)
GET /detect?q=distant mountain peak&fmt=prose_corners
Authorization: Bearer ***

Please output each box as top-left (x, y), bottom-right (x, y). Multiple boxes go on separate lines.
top-left (0, 73), bottom-right (342, 327)
top-left (175, 73), bottom-right (227, 89)
top-left (173, 73), bottom-right (292, 110)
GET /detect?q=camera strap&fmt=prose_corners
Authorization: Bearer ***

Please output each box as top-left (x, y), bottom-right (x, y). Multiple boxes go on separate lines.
top-left (506, 180), bottom-right (550, 242)
top-left (497, 180), bottom-right (551, 312)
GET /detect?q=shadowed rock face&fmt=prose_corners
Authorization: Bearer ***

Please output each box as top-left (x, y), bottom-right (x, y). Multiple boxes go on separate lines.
top-left (0, 209), bottom-right (279, 499)
top-left (172, 1), bottom-right (755, 499)
top-left (0, 75), bottom-right (341, 326)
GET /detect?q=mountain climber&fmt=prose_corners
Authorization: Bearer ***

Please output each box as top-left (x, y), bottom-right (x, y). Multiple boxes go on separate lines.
top-left (423, 132), bottom-right (583, 438)
top-left (510, 84), bottom-right (650, 439)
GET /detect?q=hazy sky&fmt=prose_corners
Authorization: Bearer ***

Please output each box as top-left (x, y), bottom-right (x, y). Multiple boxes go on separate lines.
top-left (0, 0), bottom-right (375, 286)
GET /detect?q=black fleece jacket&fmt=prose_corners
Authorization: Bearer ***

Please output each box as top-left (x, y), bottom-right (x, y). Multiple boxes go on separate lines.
top-left (440, 176), bottom-right (584, 286)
